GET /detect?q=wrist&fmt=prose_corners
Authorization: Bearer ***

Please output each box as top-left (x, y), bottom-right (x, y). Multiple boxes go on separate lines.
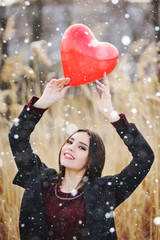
top-left (104, 110), bottom-right (120, 122)
top-left (33, 98), bottom-right (50, 109)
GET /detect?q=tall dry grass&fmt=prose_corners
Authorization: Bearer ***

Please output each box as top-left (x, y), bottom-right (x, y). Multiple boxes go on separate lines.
top-left (0, 39), bottom-right (160, 240)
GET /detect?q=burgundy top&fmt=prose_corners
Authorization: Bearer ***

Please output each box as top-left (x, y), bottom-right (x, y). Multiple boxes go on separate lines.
top-left (44, 181), bottom-right (86, 239)
top-left (26, 96), bottom-right (131, 239)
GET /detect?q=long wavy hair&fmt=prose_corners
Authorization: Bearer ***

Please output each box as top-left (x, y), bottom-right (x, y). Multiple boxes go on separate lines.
top-left (57, 129), bottom-right (106, 186)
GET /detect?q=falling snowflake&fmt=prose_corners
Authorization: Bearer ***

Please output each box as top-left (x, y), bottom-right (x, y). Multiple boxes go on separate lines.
top-left (14, 134), bottom-right (19, 139)
top-left (71, 189), bottom-right (78, 197)
top-left (109, 227), bottom-right (115, 233)
top-left (153, 217), bottom-right (160, 226)
top-left (121, 35), bottom-right (131, 46)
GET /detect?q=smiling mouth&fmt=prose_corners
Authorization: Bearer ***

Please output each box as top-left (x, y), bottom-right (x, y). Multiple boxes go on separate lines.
top-left (64, 153), bottom-right (75, 160)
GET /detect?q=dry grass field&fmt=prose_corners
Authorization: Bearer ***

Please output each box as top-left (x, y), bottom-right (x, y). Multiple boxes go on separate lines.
top-left (0, 40), bottom-right (160, 239)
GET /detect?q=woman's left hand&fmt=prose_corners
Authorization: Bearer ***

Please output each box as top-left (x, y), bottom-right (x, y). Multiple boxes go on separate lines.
top-left (94, 73), bottom-right (120, 122)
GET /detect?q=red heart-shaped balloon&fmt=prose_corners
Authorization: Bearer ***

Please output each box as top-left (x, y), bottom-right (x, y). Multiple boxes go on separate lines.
top-left (60, 24), bottom-right (119, 86)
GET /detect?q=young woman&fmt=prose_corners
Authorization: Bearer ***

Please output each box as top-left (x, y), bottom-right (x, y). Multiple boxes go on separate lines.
top-left (9, 75), bottom-right (154, 240)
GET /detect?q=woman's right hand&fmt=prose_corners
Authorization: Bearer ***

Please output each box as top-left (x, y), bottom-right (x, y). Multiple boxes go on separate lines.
top-left (33, 77), bottom-right (70, 108)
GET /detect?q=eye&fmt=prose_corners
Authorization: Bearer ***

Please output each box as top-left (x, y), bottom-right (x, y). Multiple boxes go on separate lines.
top-left (67, 139), bottom-right (73, 144)
top-left (79, 146), bottom-right (87, 151)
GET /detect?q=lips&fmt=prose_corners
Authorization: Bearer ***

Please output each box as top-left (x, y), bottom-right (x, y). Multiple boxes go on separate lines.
top-left (64, 152), bottom-right (75, 160)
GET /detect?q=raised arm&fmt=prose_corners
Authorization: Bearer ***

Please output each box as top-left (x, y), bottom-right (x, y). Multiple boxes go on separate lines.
top-left (94, 74), bottom-right (154, 206)
top-left (112, 121), bottom-right (154, 207)
top-left (9, 77), bottom-right (70, 188)
top-left (94, 72), bottom-right (120, 122)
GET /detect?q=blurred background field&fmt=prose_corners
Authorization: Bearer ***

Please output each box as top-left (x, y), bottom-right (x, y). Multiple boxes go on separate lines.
top-left (0, 0), bottom-right (160, 239)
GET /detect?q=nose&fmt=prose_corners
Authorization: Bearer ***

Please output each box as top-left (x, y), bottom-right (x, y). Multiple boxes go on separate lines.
top-left (67, 144), bottom-right (74, 152)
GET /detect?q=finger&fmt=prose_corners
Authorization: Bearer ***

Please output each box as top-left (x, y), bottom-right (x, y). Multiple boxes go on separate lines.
top-left (104, 78), bottom-right (110, 91)
top-left (96, 84), bottom-right (107, 93)
top-left (48, 78), bottom-right (57, 85)
top-left (60, 85), bottom-right (71, 96)
top-left (57, 77), bottom-right (70, 84)
top-left (103, 72), bottom-right (109, 87)
top-left (50, 77), bottom-right (70, 86)
top-left (58, 80), bottom-right (70, 89)
top-left (94, 90), bottom-right (101, 102)
top-left (96, 80), bottom-right (106, 89)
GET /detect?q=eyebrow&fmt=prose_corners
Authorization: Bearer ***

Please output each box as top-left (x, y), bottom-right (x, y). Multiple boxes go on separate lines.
top-left (70, 137), bottom-right (89, 148)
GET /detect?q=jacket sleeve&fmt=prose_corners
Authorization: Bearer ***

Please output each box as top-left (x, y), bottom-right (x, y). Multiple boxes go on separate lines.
top-left (112, 119), bottom-right (154, 208)
top-left (8, 100), bottom-right (48, 189)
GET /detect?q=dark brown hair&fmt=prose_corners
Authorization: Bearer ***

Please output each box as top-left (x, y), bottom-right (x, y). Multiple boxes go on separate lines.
top-left (57, 129), bottom-right (106, 184)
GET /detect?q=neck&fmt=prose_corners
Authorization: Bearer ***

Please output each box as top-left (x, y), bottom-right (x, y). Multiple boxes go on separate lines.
top-left (60, 168), bottom-right (86, 193)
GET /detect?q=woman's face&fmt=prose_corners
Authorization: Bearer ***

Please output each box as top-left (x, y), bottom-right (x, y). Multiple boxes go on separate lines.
top-left (60, 132), bottom-right (90, 171)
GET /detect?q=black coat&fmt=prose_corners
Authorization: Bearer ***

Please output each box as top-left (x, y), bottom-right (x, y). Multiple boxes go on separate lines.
top-left (9, 106), bottom-right (154, 240)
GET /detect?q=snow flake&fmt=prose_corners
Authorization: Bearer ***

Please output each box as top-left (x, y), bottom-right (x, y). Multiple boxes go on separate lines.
top-left (153, 217), bottom-right (160, 225)
top-left (125, 13), bottom-right (130, 19)
top-left (111, 0), bottom-right (118, 4)
top-left (65, 121), bottom-right (69, 125)
top-left (14, 134), bottom-right (19, 139)
top-left (48, 42), bottom-right (52, 47)
top-left (155, 26), bottom-right (160, 31)
top-left (121, 35), bottom-right (131, 46)
top-left (71, 189), bottom-right (78, 196)
top-left (131, 108), bottom-right (137, 114)
top-left (147, 77), bottom-right (152, 83)
top-left (25, 1), bottom-right (30, 6)
top-left (13, 118), bottom-right (20, 126)
top-left (105, 211), bottom-right (114, 219)
top-left (107, 182), bottom-right (112, 186)
top-left (29, 56), bottom-right (34, 60)
top-left (109, 227), bottom-right (115, 233)
top-left (156, 92), bottom-right (160, 97)
top-left (83, 176), bottom-right (89, 183)
top-left (105, 212), bottom-right (111, 219)
top-left (24, 39), bottom-right (29, 43)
